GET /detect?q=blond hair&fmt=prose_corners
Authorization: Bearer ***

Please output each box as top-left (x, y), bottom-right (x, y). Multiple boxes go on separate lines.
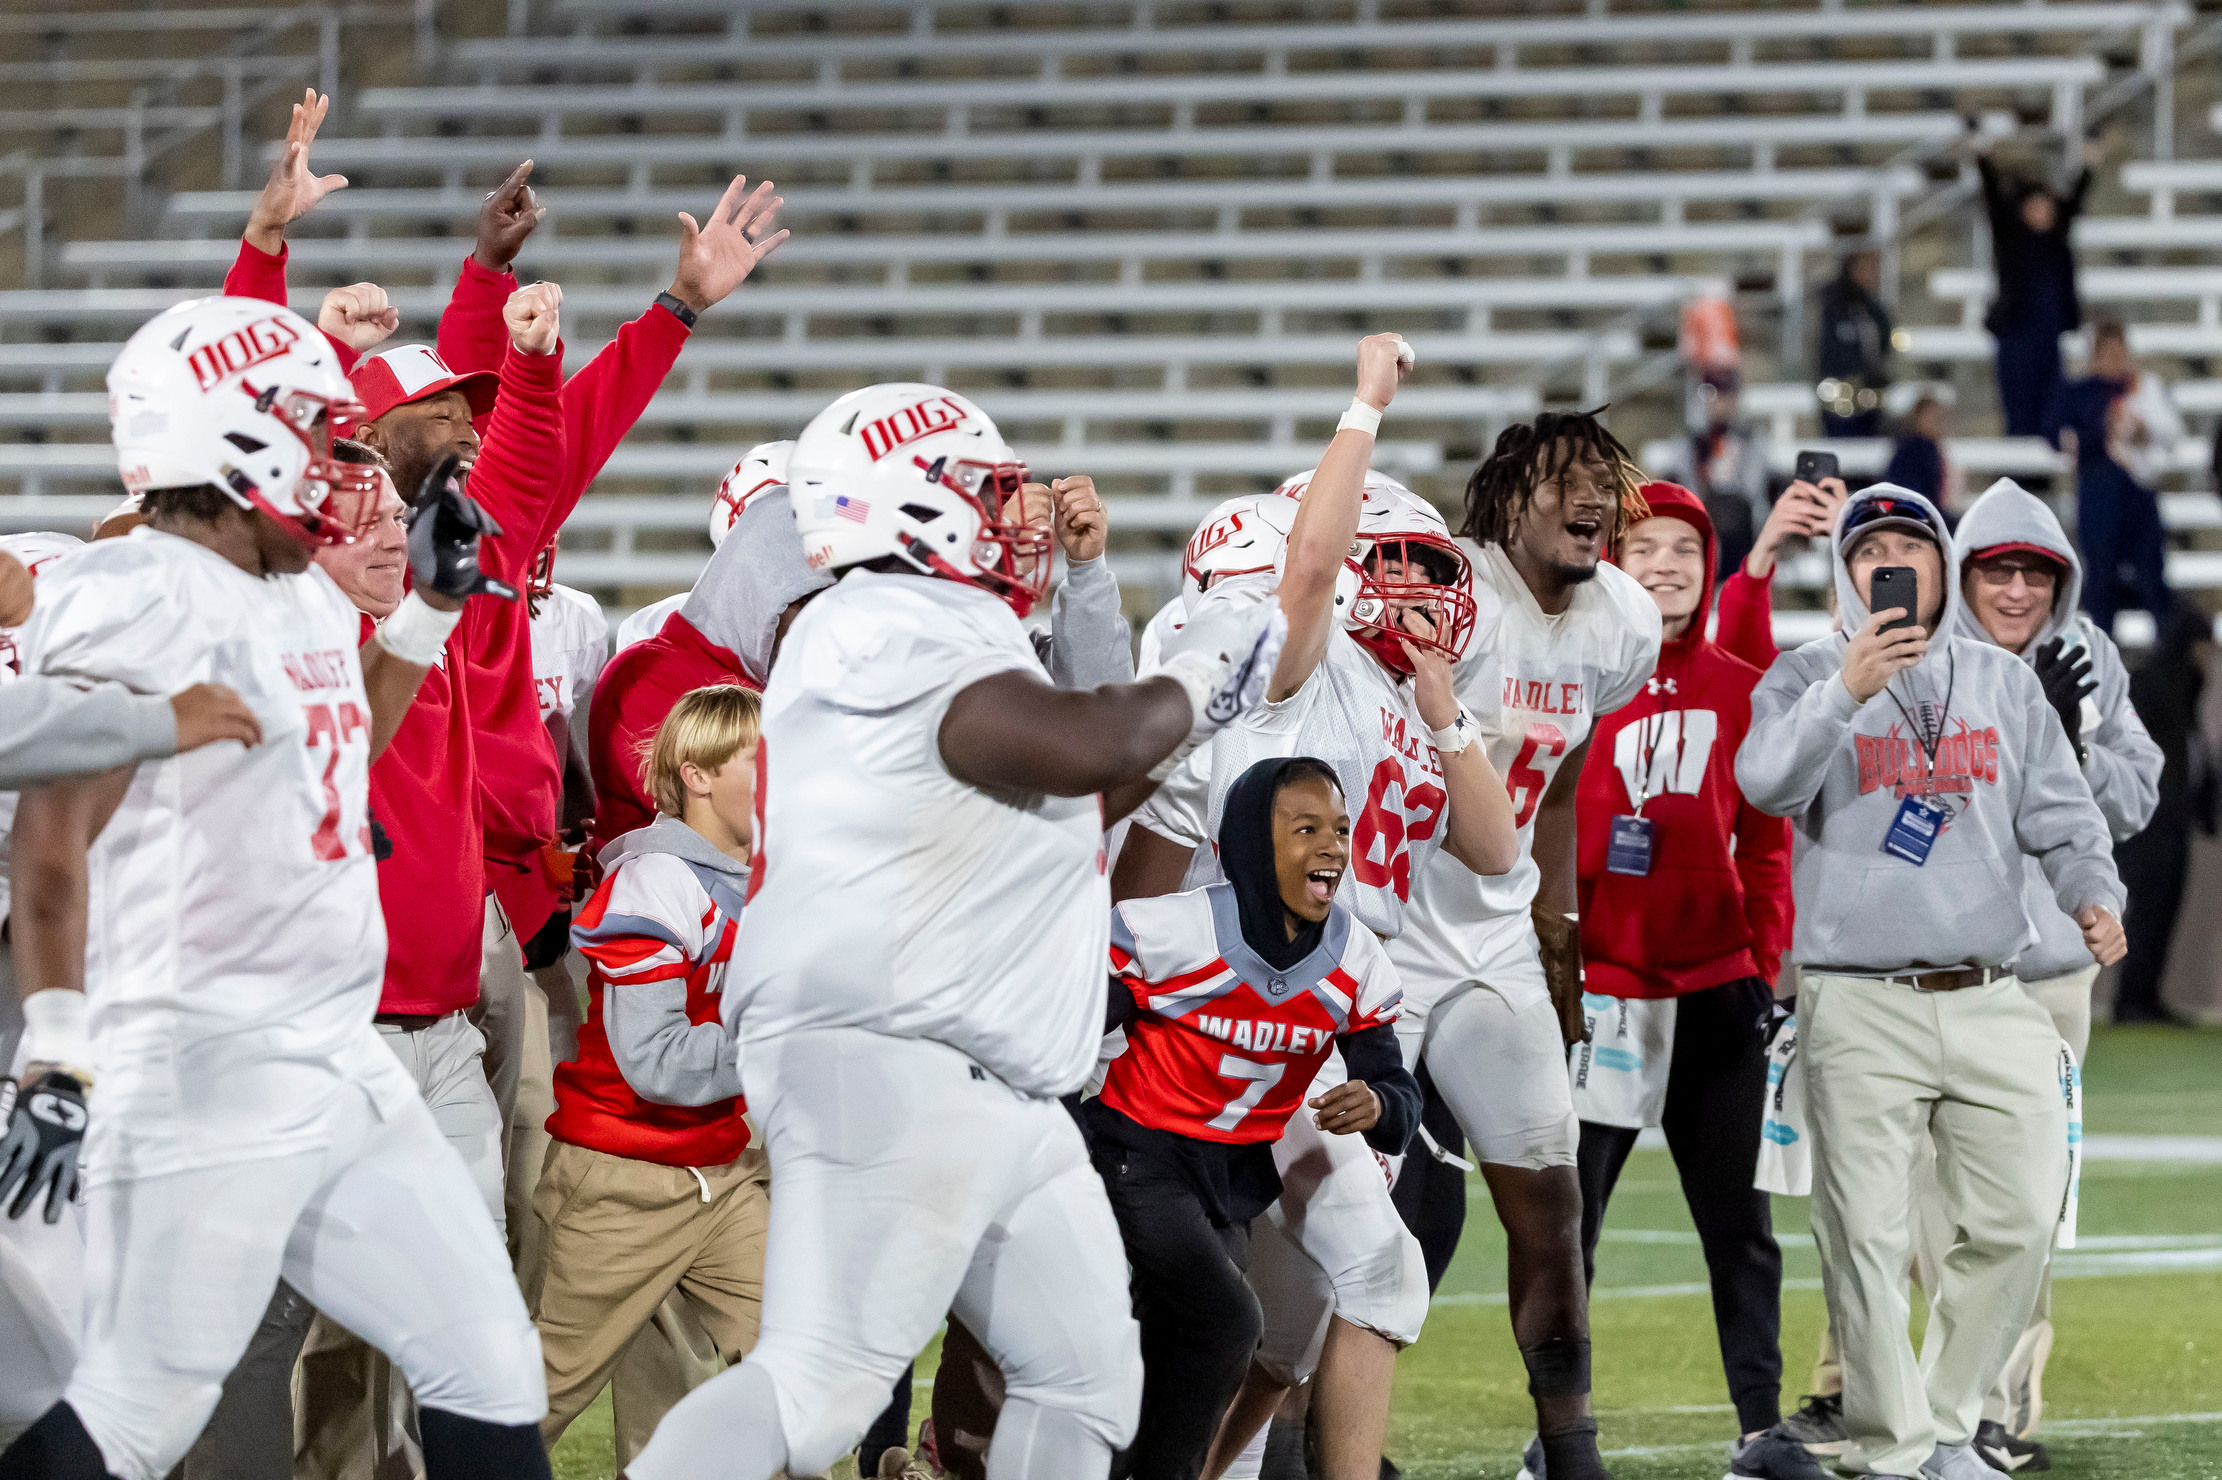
top-left (643, 685), bottom-right (761, 819)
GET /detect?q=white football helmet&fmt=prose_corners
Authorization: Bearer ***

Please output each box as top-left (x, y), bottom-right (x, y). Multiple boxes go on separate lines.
top-left (710, 440), bottom-right (794, 549)
top-left (108, 296), bottom-right (374, 547)
top-left (0, 531), bottom-right (84, 580)
top-left (1180, 492), bottom-right (1300, 616)
top-left (1270, 467), bottom-right (1474, 673)
top-left (787, 383), bottom-right (1050, 615)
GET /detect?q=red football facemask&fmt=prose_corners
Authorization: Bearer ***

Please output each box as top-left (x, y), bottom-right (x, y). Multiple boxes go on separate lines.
top-left (1350, 532), bottom-right (1476, 675)
top-left (917, 455), bottom-right (1055, 617)
top-left (235, 383), bottom-right (381, 548)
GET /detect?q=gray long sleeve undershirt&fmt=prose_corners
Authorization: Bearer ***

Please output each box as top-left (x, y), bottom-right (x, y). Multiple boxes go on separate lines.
top-left (0, 678), bottom-right (176, 786)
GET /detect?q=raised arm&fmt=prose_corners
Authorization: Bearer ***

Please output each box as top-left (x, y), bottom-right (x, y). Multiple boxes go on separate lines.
top-left (1403, 617), bottom-right (1518, 876)
top-left (1271, 333), bottom-right (1409, 699)
top-left (227, 89), bottom-right (365, 368)
top-left (1036, 475), bottom-right (1136, 689)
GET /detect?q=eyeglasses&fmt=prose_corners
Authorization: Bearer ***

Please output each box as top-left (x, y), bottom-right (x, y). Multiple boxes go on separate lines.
top-left (1971, 563), bottom-right (2058, 592)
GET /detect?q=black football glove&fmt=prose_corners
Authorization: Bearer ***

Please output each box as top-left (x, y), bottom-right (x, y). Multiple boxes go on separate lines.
top-left (0, 1071), bottom-right (89, 1224)
top-left (2032, 635), bottom-right (2097, 764)
top-left (406, 453), bottom-right (517, 603)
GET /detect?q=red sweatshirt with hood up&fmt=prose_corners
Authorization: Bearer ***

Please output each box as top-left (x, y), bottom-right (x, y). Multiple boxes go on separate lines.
top-left (1576, 482), bottom-right (1793, 997)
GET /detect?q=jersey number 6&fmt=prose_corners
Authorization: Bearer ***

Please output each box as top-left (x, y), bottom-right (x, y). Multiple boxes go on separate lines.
top-left (1351, 755), bottom-right (1448, 903)
top-left (1505, 721), bottom-right (1568, 828)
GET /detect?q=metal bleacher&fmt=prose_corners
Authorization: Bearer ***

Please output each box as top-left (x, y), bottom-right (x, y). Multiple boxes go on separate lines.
top-left (0, 0), bottom-right (2208, 620)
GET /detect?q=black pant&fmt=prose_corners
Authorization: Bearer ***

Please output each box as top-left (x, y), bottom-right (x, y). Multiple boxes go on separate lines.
top-left (2116, 819), bottom-right (2192, 1019)
top-left (1390, 1062), bottom-right (1469, 1294)
top-left (1092, 1138), bottom-right (1261, 1480)
top-left (1575, 976), bottom-right (1784, 1435)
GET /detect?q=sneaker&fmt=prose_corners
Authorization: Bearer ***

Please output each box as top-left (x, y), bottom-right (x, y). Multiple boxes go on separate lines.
top-left (1726, 1425), bottom-right (1834, 1479)
top-left (1778, 1393), bottom-right (1850, 1456)
top-left (1973, 1421), bottom-right (2050, 1473)
top-left (1517, 1434), bottom-right (1546, 1480)
top-left (1921, 1442), bottom-right (1996, 1480)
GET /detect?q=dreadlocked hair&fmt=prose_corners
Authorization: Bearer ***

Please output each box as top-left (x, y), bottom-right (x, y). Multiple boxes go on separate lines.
top-left (1460, 408), bottom-right (1650, 551)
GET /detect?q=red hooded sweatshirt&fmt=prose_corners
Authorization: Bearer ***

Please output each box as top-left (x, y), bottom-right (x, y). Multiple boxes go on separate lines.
top-left (1576, 482), bottom-right (1793, 998)
top-left (434, 256), bottom-right (693, 940)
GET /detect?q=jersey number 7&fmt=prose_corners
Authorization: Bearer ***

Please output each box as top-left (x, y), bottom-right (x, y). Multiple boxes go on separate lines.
top-left (1208, 1054), bottom-right (1286, 1132)
top-left (304, 700), bottom-right (372, 861)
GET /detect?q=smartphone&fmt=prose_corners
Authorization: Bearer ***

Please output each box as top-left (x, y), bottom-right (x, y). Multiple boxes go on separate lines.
top-left (1869, 566), bottom-right (1920, 633)
top-left (1794, 449), bottom-right (1840, 486)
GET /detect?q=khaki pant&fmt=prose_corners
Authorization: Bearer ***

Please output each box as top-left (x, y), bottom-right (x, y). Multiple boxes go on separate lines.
top-left (1805, 965), bottom-right (2092, 1436)
top-left (474, 897), bottom-right (554, 1272)
top-left (531, 1140), bottom-right (770, 1459)
top-left (1801, 972), bottom-right (2067, 1477)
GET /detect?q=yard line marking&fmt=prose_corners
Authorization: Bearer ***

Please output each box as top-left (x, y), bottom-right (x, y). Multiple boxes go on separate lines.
top-left (1434, 1243), bottom-right (2222, 1307)
top-left (1625, 1130), bottom-right (2222, 1160)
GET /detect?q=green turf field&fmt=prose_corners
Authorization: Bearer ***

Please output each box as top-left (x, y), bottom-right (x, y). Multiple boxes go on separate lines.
top-left (553, 1024), bottom-right (2222, 1480)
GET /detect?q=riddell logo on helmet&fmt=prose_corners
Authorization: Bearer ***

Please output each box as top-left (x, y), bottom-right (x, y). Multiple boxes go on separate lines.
top-left (186, 315), bottom-right (302, 393)
top-left (859, 396), bottom-right (968, 461)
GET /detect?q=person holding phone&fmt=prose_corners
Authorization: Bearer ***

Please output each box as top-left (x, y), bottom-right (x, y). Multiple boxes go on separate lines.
top-left (1713, 470), bottom-right (1849, 669)
top-left (1734, 484), bottom-right (2125, 1480)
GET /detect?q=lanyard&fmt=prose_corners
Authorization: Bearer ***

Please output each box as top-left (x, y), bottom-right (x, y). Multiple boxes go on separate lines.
top-left (1631, 654), bottom-right (1688, 814)
top-left (1883, 649), bottom-right (1957, 793)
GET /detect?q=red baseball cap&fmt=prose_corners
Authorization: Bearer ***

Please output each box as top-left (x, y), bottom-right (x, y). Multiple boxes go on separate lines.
top-left (346, 345), bottom-right (499, 432)
top-left (1967, 541), bottom-right (2068, 576)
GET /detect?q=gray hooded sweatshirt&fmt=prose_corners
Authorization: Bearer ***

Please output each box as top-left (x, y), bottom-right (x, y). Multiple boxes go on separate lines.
top-left (590, 814), bottom-right (750, 1107)
top-left (1951, 478), bottom-right (2162, 981)
top-left (1735, 485), bottom-right (2125, 974)
top-left (679, 489), bottom-right (1133, 689)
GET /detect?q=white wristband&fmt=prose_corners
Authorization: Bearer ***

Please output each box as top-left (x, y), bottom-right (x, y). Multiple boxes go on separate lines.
top-left (1337, 398), bottom-right (1384, 437)
top-left (1431, 706), bottom-right (1476, 756)
top-left (375, 591), bottom-right (463, 667)
top-left (22, 988), bottom-right (92, 1080)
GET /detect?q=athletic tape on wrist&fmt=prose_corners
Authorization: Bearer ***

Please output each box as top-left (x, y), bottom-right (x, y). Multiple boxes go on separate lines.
top-left (1430, 706), bottom-right (1475, 756)
top-left (22, 989), bottom-right (92, 1081)
top-left (375, 591), bottom-right (463, 667)
top-left (1337, 398), bottom-right (1384, 437)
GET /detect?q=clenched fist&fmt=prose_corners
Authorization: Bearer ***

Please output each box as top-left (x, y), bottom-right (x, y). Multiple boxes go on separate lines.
top-left (0, 551), bottom-right (32, 628)
top-left (318, 283), bottom-right (400, 354)
top-left (2077, 905), bottom-right (2126, 966)
top-left (503, 281), bottom-right (563, 356)
top-left (1354, 332), bottom-right (1415, 416)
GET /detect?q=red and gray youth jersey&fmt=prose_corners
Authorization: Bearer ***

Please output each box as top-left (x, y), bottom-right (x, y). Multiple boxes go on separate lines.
top-left (1098, 884), bottom-right (1401, 1144)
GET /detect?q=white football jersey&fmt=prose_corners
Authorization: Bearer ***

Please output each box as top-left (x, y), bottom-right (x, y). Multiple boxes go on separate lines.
top-left (729, 569), bottom-right (1109, 1098)
top-left (22, 528), bottom-right (404, 1181)
top-left (530, 582), bottom-right (609, 723)
top-left (1136, 596), bottom-right (1185, 675)
top-left (1391, 540), bottom-right (1661, 1007)
top-left (613, 591), bottom-right (686, 654)
top-left (1133, 582), bottom-right (1445, 941)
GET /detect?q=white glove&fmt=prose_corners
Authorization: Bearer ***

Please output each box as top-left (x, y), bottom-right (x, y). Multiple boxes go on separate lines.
top-left (1148, 600), bottom-right (1289, 782)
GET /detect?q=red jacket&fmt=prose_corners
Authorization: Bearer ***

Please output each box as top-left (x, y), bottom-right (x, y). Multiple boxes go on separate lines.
top-left (222, 241), bottom-right (360, 374)
top-left (551, 842), bottom-right (751, 1167)
top-left (586, 613), bottom-right (750, 849)
top-left (1576, 483), bottom-right (1792, 997)
top-left (227, 242), bottom-right (564, 1012)
top-left (434, 257), bottom-right (692, 938)
top-left (1712, 564), bottom-right (1780, 673)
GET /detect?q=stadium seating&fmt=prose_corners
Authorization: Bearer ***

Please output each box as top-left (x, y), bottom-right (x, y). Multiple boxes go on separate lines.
top-left (0, 0), bottom-right (2206, 627)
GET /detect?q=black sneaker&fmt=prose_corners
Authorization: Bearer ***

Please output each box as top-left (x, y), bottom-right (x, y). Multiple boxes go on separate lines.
top-left (1517, 1435), bottom-right (1546, 1480)
top-left (1728, 1426), bottom-right (1833, 1479)
top-left (1974, 1421), bottom-right (2050, 1473)
top-left (1778, 1393), bottom-right (1850, 1456)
